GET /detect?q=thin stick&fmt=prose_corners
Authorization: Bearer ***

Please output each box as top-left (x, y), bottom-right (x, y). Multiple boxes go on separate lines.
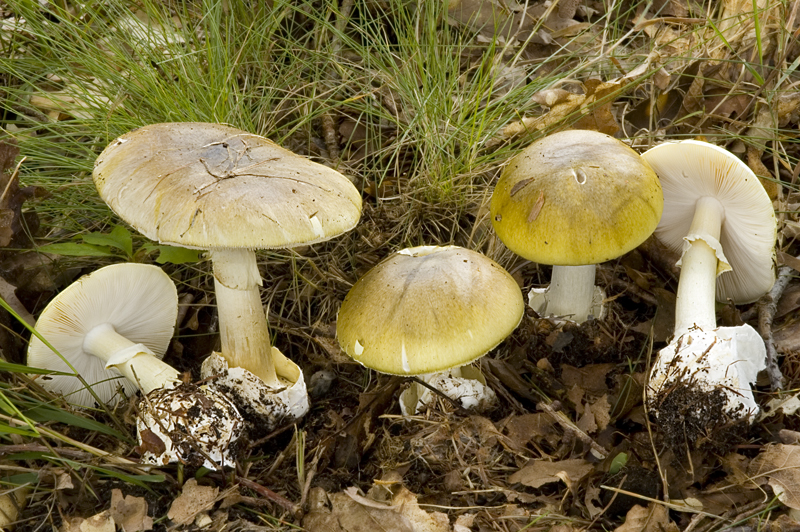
top-left (536, 401), bottom-right (607, 459)
top-left (757, 265), bottom-right (792, 391)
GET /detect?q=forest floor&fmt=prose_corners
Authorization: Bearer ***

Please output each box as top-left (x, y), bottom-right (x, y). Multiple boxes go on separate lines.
top-left (1, 0), bottom-right (800, 531)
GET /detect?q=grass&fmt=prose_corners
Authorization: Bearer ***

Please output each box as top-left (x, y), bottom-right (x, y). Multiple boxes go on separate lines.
top-left (0, 0), bottom-right (799, 529)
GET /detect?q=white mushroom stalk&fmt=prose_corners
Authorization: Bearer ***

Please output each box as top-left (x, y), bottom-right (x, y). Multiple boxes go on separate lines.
top-left (27, 264), bottom-right (243, 469)
top-left (82, 322), bottom-right (180, 393)
top-left (28, 263), bottom-right (181, 407)
top-left (337, 246), bottom-right (524, 416)
top-left (642, 140), bottom-right (777, 435)
top-left (673, 196), bottom-right (727, 336)
top-left (529, 264), bottom-right (603, 323)
top-left (490, 130), bottom-right (663, 324)
top-left (211, 248), bottom-right (278, 386)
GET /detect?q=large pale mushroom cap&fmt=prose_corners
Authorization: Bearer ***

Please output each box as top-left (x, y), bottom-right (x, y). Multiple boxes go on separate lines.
top-left (27, 263), bottom-right (178, 407)
top-left (336, 245), bottom-right (524, 375)
top-left (642, 140), bottom-right (776, 304)
top-left (93, 122), bottom-right (362, 250)
top-left (491, 129), bottom-right (663, 266)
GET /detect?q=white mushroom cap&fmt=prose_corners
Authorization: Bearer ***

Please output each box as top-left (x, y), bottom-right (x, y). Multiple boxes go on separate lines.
top-left (93, 122), bottom-right (362, 250)
top-left (643, 140), bottom-right (776, 304)
top-left (27, 263), bottom-right (178, 407)
top-left (336, 245), bottom-right (524, 375)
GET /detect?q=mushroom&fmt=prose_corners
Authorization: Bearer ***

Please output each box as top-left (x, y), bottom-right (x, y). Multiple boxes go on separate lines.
top-left (490, 129), bottom-right (663, 323)
top-left (92, 122), bottom-right (363, 431)
top-left (336, 245), bottom-right (524, 415)
top-left (27, 263), bottom-right (243, 469)
top-left (642, 140), bottom-right (777, 434)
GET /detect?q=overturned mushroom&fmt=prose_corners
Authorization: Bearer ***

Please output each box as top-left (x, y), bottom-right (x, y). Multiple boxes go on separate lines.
top-left (336, 245), bottom-right (524, 415)
top-left (642, 140), bottom-right (777, 443)
top-left (27, 263), bottom-right (242, 469)
top-left (93, 122), bottom-right (362, 432)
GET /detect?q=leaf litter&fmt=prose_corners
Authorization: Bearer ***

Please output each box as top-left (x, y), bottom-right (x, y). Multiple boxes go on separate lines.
top-left (0, 0), bottom-right (800, 531)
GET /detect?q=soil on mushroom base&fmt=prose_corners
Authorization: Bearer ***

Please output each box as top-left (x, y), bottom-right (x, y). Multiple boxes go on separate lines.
top-left (650, 381), bottom-right (751, 453)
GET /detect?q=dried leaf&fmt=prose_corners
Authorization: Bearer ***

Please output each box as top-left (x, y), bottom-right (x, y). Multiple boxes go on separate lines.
top-left (302, 485), bottom-right (449, 532)
top-left (561, 364), bottom-right (615, 396)
top-left (576, 403), bottom-right (598, 434)
top-left (110, 489), bottom-right (153, 532)
top-left (590, 395), bottom-right (611, 431)
top-left (0, 140), bottom-right (49, 248)
top-left (167, 479), bottom-right (218, 526)
top-left (613, 503), bottom-right (678, 532)
top-left (502, 413), bottom-right (560, 450)
top-left (748, 444), bottom-right (800, 509)
top-left (0, 275), bottom-right (34, 327)
top-left (497, 80), bottom-right (622, 144)
top-left (76, 511), bottom-right (115, 532)
top-left (509, 459), bottom-right (594, 488)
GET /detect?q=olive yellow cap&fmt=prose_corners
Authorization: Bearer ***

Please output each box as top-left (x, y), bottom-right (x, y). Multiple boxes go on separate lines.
top-left (491, 130), bottom-right (663, 266)
top-left (336, 246), bottom-right (524, 375)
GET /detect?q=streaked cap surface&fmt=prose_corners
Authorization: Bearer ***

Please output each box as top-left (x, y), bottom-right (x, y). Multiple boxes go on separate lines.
top-left (336, 245), bottom-right (524, 375)
top-left (93, 122), bottom-right (362, 250)
top-left (491, 129), bottom-right (663, 265)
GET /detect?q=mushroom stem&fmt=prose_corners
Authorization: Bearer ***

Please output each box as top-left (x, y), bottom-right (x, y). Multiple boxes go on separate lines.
top-left (674, 196), bottom-right (726, 337)
top-left (82, 323), bottom-right (180, 394)
top-left (210, 249), bottom-right (280, 387)
top-left (544, 264), bottom-right (596, 323)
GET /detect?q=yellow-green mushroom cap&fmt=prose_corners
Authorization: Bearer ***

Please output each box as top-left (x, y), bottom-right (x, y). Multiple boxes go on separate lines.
top-left (490, 130), bottom-right (663, 266)
top-left (336, 245), bottom-right (524, 375)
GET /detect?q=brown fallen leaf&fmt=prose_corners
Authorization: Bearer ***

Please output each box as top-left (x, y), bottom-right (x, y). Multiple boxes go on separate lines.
top-left (748, 444), bottom-right (800, 509)
top-left (508, 458), bottom-right (594, 489)
top-left (0, 275), bottom-right (34, 327)
top-left (63, 511), bottom-right (115, 532)
top-left (494, 79), bottom-right (622, 146)
top-left (302, 484), bottom-right (449, 532)
top-left (167, 479), bottom-right (219, 526)
top-left (561, 364), bottom-right (615, 396)
top-left (0, 139), bottom-right (47, 250)
top-left (613, 503), bottom-right (678, 532)
top-left (110, 489), bottom-right (153, 532)
top-left (501, 413), bottom-right (561, 451)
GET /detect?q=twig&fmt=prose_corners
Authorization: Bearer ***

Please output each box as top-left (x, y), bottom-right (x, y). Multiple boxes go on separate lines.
top-left (536, 401), bottom-right (607, 459)
top-left (757, 265), bottom-right (792, 391)
top-left (234, 475), bottom-right (301, 518)
top-left (599, 485), bottom-right (724, 519)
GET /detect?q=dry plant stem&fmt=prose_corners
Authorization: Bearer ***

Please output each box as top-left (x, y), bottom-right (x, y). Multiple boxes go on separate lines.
top-left (234, 475), bottom-right (301, 518)
top-left (536, 401), bottom-right (607, 459)
top-left (82, 323), bottom-right (179, 394)
top-left (211, 248), bottom-right (279, 387)
top-left (674, 196), bottom-right (725, 336)
top-left (758, 265), bottom-right (791, 391)
top-left (546, 264), bottom-right (595, 322)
